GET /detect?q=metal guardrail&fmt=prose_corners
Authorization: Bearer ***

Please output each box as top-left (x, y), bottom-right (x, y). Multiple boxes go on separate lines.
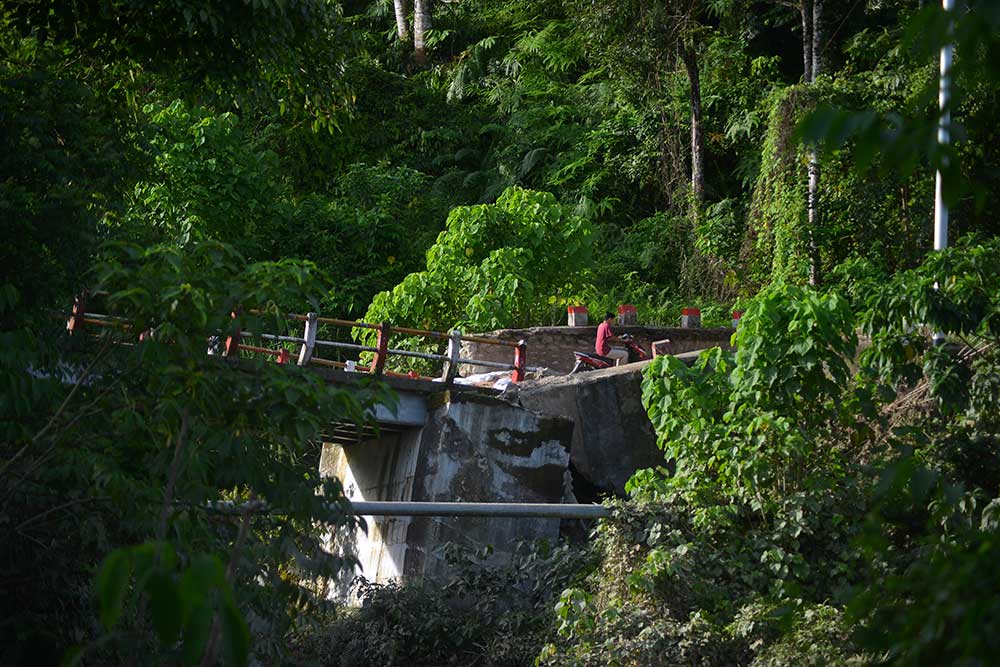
top-left (66, 292), bottom-right (530, 383)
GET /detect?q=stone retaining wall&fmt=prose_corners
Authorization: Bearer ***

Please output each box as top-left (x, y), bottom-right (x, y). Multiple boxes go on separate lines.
top-left (462, 325), bottom-right (734, 375)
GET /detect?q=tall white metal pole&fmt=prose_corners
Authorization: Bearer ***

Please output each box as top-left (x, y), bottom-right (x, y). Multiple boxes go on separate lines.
top-left (932, 0), bottom-right (955, 347)
top-left (934, 0), bottom-right (955, 252)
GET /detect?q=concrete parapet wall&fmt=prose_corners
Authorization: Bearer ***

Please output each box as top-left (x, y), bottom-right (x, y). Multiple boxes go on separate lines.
top-left (462, 325), bottom-right (734, 375)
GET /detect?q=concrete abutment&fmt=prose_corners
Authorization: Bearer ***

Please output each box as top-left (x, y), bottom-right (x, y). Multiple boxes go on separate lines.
top-left (321, 341), bottom-right (718, 596)
top-left (321, 392), bottom-right (574, 595)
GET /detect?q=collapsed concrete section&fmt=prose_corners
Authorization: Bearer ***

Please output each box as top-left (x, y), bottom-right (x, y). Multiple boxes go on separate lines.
top-left (321, 391), bottom-right (573, 597)
top-left (506, 361), bottom-right (660, 497)
top-left (506, 349), bottom-right (706, 497)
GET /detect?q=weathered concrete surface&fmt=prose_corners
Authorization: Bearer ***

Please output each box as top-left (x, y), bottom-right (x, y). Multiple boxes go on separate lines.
top-left (402, 393), bottom-right (573, 581)
top-left (508, 349), bottom-right (706, 496)
top-left (508, 361), bottom-right (659, 496)
top-left (321, 391), bottom-right (574, 593)
top-left (319, 348), bottom-right (714, 596)
top-left (320, 429), bottom-right (422, 598)
top-left (461, 325), bottom-right (734, 375)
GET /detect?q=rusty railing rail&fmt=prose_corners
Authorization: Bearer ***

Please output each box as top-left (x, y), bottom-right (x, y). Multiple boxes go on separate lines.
top-left (66, 296), bottom-right (529, 383)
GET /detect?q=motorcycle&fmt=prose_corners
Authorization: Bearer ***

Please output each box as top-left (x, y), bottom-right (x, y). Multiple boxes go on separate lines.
top-left (570, 333), bottom-right (649, 373)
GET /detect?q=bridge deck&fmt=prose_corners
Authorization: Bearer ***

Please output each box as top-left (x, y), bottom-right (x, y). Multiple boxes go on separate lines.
top-left (309, 365), bottom-right (502, 397)
top-left (301, 365), bottom-right (502, 446)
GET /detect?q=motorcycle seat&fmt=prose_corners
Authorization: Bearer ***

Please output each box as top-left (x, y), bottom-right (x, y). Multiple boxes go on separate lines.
top-left (575, 351), bottom-right (615, 363)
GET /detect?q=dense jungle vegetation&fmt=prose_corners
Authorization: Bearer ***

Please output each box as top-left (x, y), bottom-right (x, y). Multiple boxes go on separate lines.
top-left (2, 0), bottom-right (999, 664)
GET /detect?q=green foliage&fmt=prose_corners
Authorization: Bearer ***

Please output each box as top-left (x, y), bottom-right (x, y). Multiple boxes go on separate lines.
top-left (278, 164), bottom-right (450, 317)
top-left (110, 102), bottom-right (448, 319)
top-left (92, 544), bottom-right (249, 665)
top-left (596, 283), bottom-right (930, 662)
top-left (435, 0), bottom-right (668, 215)
top-left (546, 209), bottom-right (735, 326)
top-left (598, 243), bottom-right (1000, 667)
top-left (745, 0), bottom-right (1000, 291)
top-left (6, 0), bottom-right (1000, 662)
top-left (862, 238), bottom-right (1000, 404)
top-left (799, 1), bottom-right (1000, 217)
top-left (842, 239), bottom-right (1000, 666)
top-left (364, 186), bottom-right (593, 346)
top-left (537, 502), bottom-right (866, 667)
top-left (1, 241), bottom-right (388, 664)
top-left (747, 604), bottom-right (864, 667)
top-left (853, 515), bottom-right (1000, 667)
top-left (0, 25), bottom-right (127, 308)
top-left (696, 198), bottom-right (745, 262)
top-left (745, 87), bottom-right (816, 287)
top-left (113, 101), bottom-right (290, 249)
top-left (641, 284), bottom-right (857, 508)
top-left (8, 0), bottom-right (354, 130)
top-left (289, 540), bottom-right (591, 667)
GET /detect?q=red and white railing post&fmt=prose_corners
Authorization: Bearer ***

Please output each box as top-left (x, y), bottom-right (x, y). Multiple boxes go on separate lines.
top-left (512, 340), bottom-right (527, 383)
top-left (617, 304), bottom-right (637, 326)
top-left (224, 310), bottom-right (241, 357)
top-left (298, 312), bottom-right (318, 366)
top-left (372, 322), bottom-right (391, 376)
top-left (66, 291), bottom-right (88, 334)
top-left (567, 306), bottom-right (588, 326)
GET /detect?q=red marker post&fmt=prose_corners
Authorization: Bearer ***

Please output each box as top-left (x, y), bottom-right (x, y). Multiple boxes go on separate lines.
top-left (512, 340), bottom-right (527, 383)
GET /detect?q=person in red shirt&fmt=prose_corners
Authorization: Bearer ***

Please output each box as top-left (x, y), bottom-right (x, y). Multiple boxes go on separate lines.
top-left (596, 312), bottom-right (629, 366)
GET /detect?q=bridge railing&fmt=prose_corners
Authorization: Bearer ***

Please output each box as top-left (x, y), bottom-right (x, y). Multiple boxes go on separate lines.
top-left (67, 294), bottom-right (530, 383)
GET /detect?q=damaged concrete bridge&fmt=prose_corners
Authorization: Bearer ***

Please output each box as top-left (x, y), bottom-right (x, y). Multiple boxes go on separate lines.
top-left (320, 347), bottom-right (721, 594)
top-left (66, 294), bottom-right (733, 592)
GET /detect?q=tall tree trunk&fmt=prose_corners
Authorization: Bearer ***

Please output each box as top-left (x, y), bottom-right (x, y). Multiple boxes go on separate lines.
top-left (394, 0), bottom-right (410, 42)
top-left (681, 45), bottom-right (705, 206)
top-left (811, 0), bottom-right (823, 82)
top-left (806, 0), bottom-right (822, 285)
top-left (801, 0), bottom-right (813, 82)
top-left (413, 0), bottom-right (432, 65)
top-left (807, 152), bottom-right (820, 285)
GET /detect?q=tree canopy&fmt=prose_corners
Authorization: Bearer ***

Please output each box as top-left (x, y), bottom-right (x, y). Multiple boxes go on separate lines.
top-left (3, 0), bottom-right (1000, 664)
